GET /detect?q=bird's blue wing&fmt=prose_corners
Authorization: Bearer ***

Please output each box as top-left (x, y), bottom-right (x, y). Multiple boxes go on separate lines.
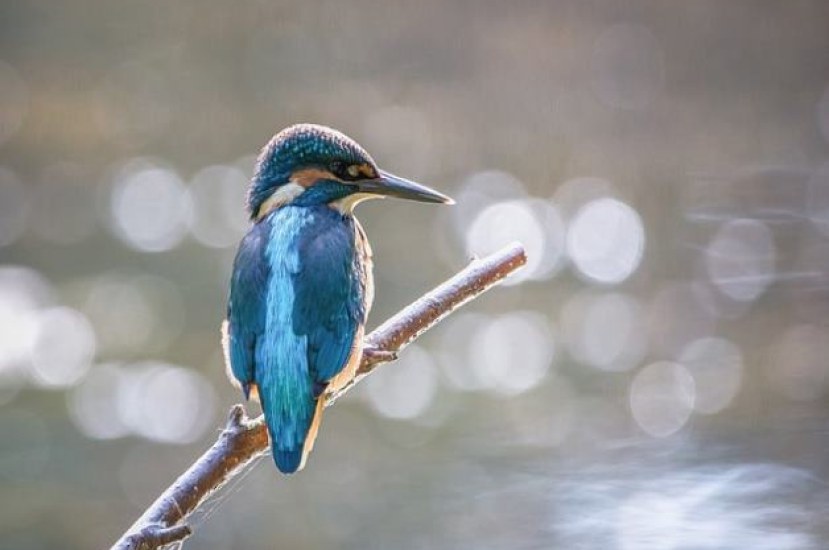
top-left (225, 222), bottom-right (270, 397)
top-left (242, 207), bottom-right (366, 473)
top-left (253, 207), bottom-right (366, 472)
top-left (293, 212), bottom-right (366, 395)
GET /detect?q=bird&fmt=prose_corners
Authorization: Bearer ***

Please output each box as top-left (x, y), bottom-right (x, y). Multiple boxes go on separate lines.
top-left (222, 123), bottom-right (453, 474)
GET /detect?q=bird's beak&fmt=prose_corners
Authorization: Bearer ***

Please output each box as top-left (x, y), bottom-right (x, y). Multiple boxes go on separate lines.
top-left (358, 170), bottom-right (454, 204)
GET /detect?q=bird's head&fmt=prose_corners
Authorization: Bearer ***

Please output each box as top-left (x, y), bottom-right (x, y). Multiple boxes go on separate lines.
top-left (247, 123), bottom-right (453, 220)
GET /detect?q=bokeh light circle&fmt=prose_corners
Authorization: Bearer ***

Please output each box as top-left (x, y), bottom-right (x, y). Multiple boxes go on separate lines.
top-left (82, 273), bottom-right (185, 355)
top-left (629, 361), bottom-right (695, 437)
top-left (0, 267), bottom-right (53, 402)
top-left (68, 363), bottom-right (130, 439)
top-left (678, 337), bottom-right (743, 414)
top-left (188, 165), bottom-right (249, 248)
top-left (436, 312), bottom-right (490, 392)
top-left (451, 170), bottom-right (527, 239)
top-left (561, 291), bottom-right (646, 372)
top-left (468, 311), bottom-right (555, 396)
top-left (567, 198), bottom-right (645, 284)
top-left (0, 267), bottom-right (54, 370)
top-left (466, 199), bottom-right (564, 285)
top-left (110, 163), bottom-right (192, 252)
top-left (365, 344), bottom-right (438, 421)
top-left (29, 307), bottom-right (96, 388)
top-left (705, 219), bottom-right (776, 302)
top-left (553, 176), bottom-right (617, 218)
top-left (117, 362), bottom-right (216, 444)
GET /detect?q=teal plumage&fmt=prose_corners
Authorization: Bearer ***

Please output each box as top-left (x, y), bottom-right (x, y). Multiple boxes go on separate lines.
top-left (226, 204), bottom-right (366, 473)
top-left (224, 124), bottom-right (452, 473)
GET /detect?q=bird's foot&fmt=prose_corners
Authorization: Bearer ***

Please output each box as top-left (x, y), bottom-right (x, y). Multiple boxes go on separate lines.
top-left (362, 345), bottom-right (398, 365)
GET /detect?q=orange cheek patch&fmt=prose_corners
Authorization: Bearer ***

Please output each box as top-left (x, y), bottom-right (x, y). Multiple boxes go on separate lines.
top-left (357, 164), bottom-right (377, 179)
top-left (291, 168), bottom-right (336, 187)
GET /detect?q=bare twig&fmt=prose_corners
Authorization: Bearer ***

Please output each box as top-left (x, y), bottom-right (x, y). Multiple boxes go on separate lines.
top-left (111, 243), bottom-right (527, 550)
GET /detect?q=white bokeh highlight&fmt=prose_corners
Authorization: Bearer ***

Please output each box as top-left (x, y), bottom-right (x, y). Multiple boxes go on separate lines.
top-left (679, 337), bottom-right (743, 414)
top-left (188, 165), bottom-right (249, 248)
top-left (29, 307), bottom-right (96, 389)
top-left (706, 219), bottom-right (776, 302)
top-left (468, 311), bottom-right (555, 396)
top-left (567, 198), bottom-right (645, 284)
top-left (451, 170), bottom-right (527, 244)
top-left (629, 361), bottom-right (695, 437)
top-left (116, 362), bottom-right (216, 444)
top-left (365, 344), bottom-right (438, 421)
top-left (67, 363), bottom-right (130, 440)
top-left (82, 273), bottom-right (185, 355)
top-left (0, 267), bottom-right (51, 373)
top-left (110, 162), bottom-right (192, 252)
top-left (0, 267), bottom-right (54, 402)
top-left (436, 312), bottom-right (490, 392)
top-left (466, 199), bottom-right (565, 285)
top-left (562, 291), bottom-right (646, 372)
top-left (553, 177), bottom-right (618, 218)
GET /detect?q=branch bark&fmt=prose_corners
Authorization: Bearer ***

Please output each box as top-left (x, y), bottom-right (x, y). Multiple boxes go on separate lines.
top-left (111, 243), bottom-right (527, 550)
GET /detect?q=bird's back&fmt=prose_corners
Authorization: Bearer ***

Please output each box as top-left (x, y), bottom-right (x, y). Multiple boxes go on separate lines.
top-left (225, 205), bottom-right (371, 472)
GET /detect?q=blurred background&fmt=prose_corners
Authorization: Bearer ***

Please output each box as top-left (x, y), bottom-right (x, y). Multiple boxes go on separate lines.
top-left (2, 1), bottom-right (829, 548)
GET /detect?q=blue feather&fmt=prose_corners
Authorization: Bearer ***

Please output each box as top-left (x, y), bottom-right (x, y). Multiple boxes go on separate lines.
top-left (272, 449), bottom-right (303, 473)
top-left (226, 221), bottom-right (271, 397)
top-left (227, 205), bottom-right (365, 473)
top-left (293, 208), bottom-right (366, 390)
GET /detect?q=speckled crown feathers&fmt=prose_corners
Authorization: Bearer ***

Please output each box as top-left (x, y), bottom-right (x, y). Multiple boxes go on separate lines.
top-left (247, 124), bottom-right (375, 216)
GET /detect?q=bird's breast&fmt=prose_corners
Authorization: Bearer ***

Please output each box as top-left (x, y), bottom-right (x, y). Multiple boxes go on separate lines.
top-left (353, 217), bottom-right (374, 315)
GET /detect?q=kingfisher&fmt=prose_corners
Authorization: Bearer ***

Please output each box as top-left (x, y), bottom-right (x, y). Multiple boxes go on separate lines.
top-left (222, 123), bottom-right (453, 474)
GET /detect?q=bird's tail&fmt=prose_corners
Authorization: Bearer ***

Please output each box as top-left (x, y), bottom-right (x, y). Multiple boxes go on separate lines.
top-left (270, 398), bottom-right (325, 474)
top-left (259, 381), bottom-right (326, 474)
top-left (272, 447), bottom-right (303, 474)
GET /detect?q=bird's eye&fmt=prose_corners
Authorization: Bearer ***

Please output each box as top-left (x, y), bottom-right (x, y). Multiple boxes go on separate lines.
top-left (329, 160), bottom-right (356, 181)
top-left (330, 161), bottom-right (374, 182)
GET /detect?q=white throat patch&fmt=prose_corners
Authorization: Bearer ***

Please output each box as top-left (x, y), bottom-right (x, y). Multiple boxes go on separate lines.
top-left (255, 182), bottom-right (305, 220)
top-left (329, 192), bottom-right (381, 214)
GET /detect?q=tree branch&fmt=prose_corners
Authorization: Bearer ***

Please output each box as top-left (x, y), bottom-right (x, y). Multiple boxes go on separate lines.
top-left (111, 243), bottom-right (527, 550)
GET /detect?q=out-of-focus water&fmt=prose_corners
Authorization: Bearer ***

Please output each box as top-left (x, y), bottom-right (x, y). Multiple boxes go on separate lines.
top-left (1, 1), bottom-right (829, 548)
